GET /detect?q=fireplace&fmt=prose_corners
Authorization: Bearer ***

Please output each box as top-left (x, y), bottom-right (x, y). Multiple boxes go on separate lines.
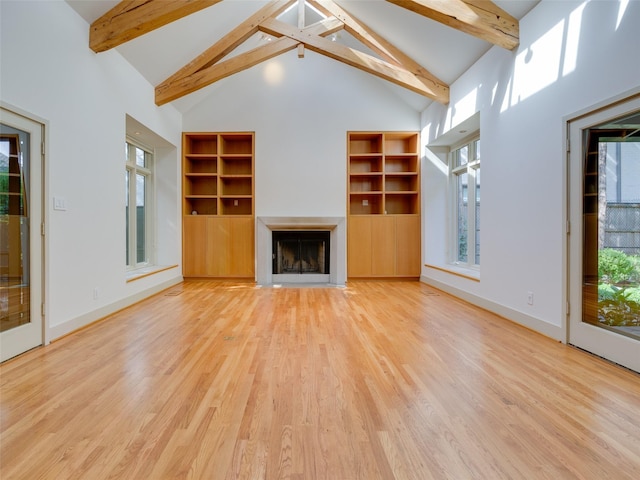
top-left (256, 217), bottom-right (346, 286)
top-left (273, 231), bottom-right (330, 275)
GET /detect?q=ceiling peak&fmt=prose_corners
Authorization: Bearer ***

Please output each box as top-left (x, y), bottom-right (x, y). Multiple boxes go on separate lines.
top-left (155, 0), bottom-right (449, 105)
top-left (88, 0), bottom-right (521, 105)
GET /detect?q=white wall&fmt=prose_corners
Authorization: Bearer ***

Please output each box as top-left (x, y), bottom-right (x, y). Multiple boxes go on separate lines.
top-left (9, 0), bottom-right (633, 345)
top-left (183, 50), bottom-right (421, 218)
top-left (1, 1), bottom-right (183, 340)
top-left (421, 0), bottom-right (640, 339)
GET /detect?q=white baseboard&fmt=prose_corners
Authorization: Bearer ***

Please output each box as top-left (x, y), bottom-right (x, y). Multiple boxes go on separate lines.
top-left (48, 276), bottom-right (183, 341)
top-left (420, 275), bottom-right (565, 342)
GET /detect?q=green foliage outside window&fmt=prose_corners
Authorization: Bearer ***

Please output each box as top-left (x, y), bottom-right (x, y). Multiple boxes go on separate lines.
top-left (598, 248), bottom-right (640, 326)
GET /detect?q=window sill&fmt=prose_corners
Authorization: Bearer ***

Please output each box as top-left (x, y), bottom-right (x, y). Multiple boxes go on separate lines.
top-left (424, 263), bottom-right (480, 282)
top-left (126, 264), bottom-right (178, 283)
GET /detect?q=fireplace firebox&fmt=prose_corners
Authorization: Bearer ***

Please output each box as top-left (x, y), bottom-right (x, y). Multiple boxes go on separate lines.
top-left (272, 231), bottom-right (330, 275)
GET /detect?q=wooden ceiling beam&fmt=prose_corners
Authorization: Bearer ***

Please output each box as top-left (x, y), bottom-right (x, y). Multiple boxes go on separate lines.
top-left (90, 0), bottom-right (516, 105)
top-left (90, 0), bottom-right (222, 53)
top-left (155, 17), bottom-right (343, 105)
top-left (297, 0), bottom-right (306, 57)
top-left (309, 0), bottom-right (401, 67)
top-left (308, 0), bottom-right (448, 103)
top-left (260, 18), bottom-right (448, 103)
top-left (160, 0), bottom-right (296, 88)
top-left (386, 0), bottom-right (519, 50)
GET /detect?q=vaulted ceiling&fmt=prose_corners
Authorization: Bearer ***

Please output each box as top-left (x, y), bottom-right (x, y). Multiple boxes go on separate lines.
top-left (67, 0), bottom-right (540, 112)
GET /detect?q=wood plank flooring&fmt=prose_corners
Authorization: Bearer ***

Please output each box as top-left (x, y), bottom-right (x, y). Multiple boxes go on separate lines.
top-left (1, 280), bottom-right (639, 479)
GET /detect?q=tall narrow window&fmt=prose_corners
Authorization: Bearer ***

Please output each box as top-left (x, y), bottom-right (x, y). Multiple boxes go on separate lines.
top-left (451, 138), bottom-right (480, 266)
top-left (126, 140), bottom-right (153, 268)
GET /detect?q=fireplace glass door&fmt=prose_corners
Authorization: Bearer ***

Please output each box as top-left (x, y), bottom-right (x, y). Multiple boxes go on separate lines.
top-left (273, 231), bottom-right (330, 275)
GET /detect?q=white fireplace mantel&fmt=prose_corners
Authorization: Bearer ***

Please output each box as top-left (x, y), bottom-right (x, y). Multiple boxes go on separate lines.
top-left (256, 216), bottom-right (346, 286)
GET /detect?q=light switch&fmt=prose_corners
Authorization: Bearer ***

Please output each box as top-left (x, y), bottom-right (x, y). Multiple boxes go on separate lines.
top-left (53, 196), bottom-right (67, 211)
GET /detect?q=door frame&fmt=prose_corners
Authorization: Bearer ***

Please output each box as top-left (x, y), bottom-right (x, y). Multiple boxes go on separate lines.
top-left (1, 102), bottom-right (48, 361)
top-left (565, 87), bottom-right (640, 373)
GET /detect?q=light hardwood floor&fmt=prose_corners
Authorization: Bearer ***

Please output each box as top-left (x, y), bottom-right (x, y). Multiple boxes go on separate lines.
top-left (1, 280), bottom-right (639, 479)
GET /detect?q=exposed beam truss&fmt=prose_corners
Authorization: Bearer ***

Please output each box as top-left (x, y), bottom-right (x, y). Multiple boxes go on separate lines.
top-left (158, 0), bottom-right (296, 90)
top-left (259, 18), bottom-right (448, 102)
top-left (155, 0), bottom-right (449, 105)
top-left (307, 0), bottom-right (448, 104)
top-left (90, 0), bottom-right (520, 105)
top-left (156, 17), bottom-right (343, 105)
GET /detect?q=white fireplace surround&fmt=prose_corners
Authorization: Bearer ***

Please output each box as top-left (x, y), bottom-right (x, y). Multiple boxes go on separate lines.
top-left (256, 217), bottom-right (346, 286)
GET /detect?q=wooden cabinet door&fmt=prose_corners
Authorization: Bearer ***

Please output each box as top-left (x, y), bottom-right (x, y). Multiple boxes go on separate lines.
top-left (396, 215), bottom-right (421, 276)
top-left (348, 216), bottom-right (372, 277)
top-left (207, 217), bottom-right (254, 277)
top-left (371, 216), bottom-right (395, 276)
top-left (207, 217), bottom-right (230, 276)
top-left (348, 215), bottom-right (420, 278)
top-left (183, 216), bottom-right (208, 276)
top-left (229, 217), bottom-right (254, 277)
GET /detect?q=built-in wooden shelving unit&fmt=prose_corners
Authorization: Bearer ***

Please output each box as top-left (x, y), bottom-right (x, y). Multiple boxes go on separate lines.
top-left (182, 132), bottom-right (254, 278)
top-left (347, 131), bottom-right (421, 278)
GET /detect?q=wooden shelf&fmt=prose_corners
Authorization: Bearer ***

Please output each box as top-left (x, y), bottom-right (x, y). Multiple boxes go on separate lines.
top-left (384, 132), bottom-right (418, 154)
top-left (385, 174), bottom-right (418, 192)
top-left (583, 156), bottom-right (598, 214)
top-left (185, 175), bottom-right (218, 196)
top-left (185, 134), bottom-right (218, 155)
top-left (184, 156), bottom-right (217, 174)
top-left (221, 157), bottom-right (252, 175)
top-left (349, 155), bottom-right (383, 173)
top-left (349, 193), bottom-right (383, 215)
top-left (182, 132), bottom-right (255, 277)
top-left (348, 132), bottom-right (420, 216)
top-left (349, 174), bottom-right (383, 193)
top-left (348, 133), bottom-right (383, 154)
top-left (182, 132), bottom-right (254, 217)
top-left (385, 193), bottom-right (419, 215)
top-left (221, 177), bottom-right (252, 196)
top-left (347, 131), bottom-right (421, 278)
top-left (220, 133), bottom-right (253, 155)
top-left (385, 155), bottom-right (418, 173)
top-left (220, 197), bottom-right (252, 215)
top-left (184, 198), bottom-right (217, 215)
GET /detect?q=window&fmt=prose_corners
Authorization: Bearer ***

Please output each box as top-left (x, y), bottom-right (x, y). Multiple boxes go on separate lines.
top-left (125, 140), bottom-right (154, 268)
top-left (604, 142), bottom-right (640, 204)
top-left (451, 138), bottom-right (480, 266)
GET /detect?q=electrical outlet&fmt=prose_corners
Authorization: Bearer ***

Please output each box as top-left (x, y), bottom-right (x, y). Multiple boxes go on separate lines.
top-left (527, 291), bottom-right (534, 305)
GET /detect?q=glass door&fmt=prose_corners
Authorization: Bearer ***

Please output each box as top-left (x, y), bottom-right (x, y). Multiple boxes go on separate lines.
top-left (1, 108), bottom-right (43, 361)
top-left (568, 94), bottom-right (640, 372)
